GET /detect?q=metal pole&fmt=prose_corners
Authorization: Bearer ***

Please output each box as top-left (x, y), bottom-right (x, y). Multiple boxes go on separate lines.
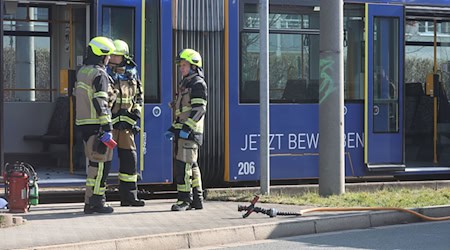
top-left (433, 19), bottom-right (438, 164)
top-left (15, 7), bottom-right (35, 102)
top-left (319, 0), bottom-right (345, 196)
top-left (259, 0), bottom-right (270, 195)
top-left (0, 0), bottom-right (5, 174)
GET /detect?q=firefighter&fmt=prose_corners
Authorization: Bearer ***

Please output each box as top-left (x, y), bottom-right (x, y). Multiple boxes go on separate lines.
top-left (166, 49), bottom-right (207, 211)
top-left (75, 36), bottom-right (117, 214)
top-left (108, 39), bottom-right (145, 206)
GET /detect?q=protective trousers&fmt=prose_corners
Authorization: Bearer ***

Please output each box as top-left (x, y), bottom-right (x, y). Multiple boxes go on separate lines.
top-left (113, 129), bottom-right (139, 203)
top-left (85, 161), bottom-right (112, 206)
top-left (83, 134), bottom-right (113, 206)
top-left (174, 138), bottom-right (203, 203)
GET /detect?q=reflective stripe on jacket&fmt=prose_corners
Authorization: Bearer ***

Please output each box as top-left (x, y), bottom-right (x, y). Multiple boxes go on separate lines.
top-left (75, 65), bottom-right (114, 130)
top-left (110, 66), bottom-right (143, 128)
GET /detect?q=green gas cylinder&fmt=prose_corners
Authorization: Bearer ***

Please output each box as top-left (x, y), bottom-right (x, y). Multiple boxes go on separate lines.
top-left (29, 182), bottom-right (39, 206)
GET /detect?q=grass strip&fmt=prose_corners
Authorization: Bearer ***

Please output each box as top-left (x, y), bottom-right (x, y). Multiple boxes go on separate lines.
top-left (207, 187), bottom-right (450, 208)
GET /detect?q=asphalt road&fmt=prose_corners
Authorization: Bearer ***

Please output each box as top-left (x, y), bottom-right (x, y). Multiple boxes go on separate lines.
top-left (201, 220), bottom-right (450, 250)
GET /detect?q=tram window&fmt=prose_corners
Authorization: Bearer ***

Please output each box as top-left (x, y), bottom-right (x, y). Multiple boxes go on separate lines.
top-left (3, 6), bottom-right (51, 102)
top-left (437, 23), bottom-right (450, 103)
top-left (416, 21), bottom-right (450, 36)
top-left (373, 17), bottom-right (400, 133)
top-left (240, 4), bottom-right (320, 103)
top-left (102, 5), bottom-right (161, 103)
top-left (144, 0), bottom-right (160, 103)
top-left (406, 20), bottom-right (450, 102)
top-left (4, 7), bottom-right (49, 33)
top-left (101, 7), bottom-right (135, 59)
top-left (344, 5), bottom-right (364, 101)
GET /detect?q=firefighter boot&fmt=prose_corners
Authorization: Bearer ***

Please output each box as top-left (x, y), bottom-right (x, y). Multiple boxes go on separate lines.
top-left (171, 201), bottom-right (191, 211)
top-left (120, 190), bottom-right (145, 206)
top-left (84, 204), bottom-right (114, 214)
top-left (119, 182), bottom-right (145, 207)
top-left (191, 187), bottom-right (204, 210)
top-left (84, 195), bottom-right (114, 214)
top-left (171, 192), bottom-right (192, 211)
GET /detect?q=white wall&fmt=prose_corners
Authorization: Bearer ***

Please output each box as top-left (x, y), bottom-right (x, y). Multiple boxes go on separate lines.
top-left (4, 102), bottom-right (55, 153)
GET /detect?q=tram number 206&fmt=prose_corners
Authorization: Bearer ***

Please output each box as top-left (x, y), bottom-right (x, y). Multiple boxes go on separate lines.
top-left (238, 161), bottom-right (256, 176)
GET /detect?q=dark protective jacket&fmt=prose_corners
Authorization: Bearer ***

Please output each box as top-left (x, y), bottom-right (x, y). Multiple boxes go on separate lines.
top-left (169, 70), bottom-right (207, 145)
top-left (109, 65), bottom-right (143, 130)
top-left (75, 64), bottom-right (115, 132)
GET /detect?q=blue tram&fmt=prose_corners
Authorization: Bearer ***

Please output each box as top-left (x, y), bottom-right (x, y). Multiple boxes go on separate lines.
top-left (2, 0), bottom-right (450, 187)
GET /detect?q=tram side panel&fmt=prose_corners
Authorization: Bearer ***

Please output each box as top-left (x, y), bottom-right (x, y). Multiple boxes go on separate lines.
top-left (227, 103), bottom-right (365, 182)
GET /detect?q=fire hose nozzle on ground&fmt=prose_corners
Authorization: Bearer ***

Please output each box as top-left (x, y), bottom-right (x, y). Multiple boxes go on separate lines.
top-left (238, 205), bottom-right (279, 217)
top-left (238, 195), bottom-right (301, 218)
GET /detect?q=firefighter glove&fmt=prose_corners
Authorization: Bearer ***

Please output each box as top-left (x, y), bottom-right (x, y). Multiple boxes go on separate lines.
top-left (179, 129), bottom-right (190, 139)
top-left (164, 131), bottom-right (174, 141)
top-left (100, 132), bottom-right (113, 143)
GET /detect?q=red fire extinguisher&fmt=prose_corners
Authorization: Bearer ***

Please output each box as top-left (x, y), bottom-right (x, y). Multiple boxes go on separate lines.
top-left (3, 162), bottom-right (39, 213)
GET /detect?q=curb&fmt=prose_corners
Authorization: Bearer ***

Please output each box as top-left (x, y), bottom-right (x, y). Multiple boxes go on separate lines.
top-left (0, 214), bottom-right (26, 228)
top-left (25, 205), bottom-right (450, 250)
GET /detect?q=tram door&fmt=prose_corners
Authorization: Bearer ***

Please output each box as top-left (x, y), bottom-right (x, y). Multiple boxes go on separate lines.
top-left (365, 4), bottom-right (405, 170)
top-left (97, 0), bottom-right (173, 183)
